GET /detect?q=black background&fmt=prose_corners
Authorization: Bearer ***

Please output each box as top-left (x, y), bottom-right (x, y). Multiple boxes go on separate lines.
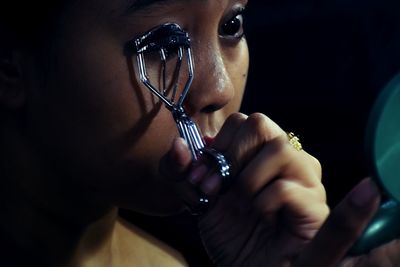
top-left (121, 1), bottom-right (400, 266)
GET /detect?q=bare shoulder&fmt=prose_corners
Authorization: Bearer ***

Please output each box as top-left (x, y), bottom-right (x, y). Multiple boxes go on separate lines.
top-left (114, 217), bottom-right (188, 267)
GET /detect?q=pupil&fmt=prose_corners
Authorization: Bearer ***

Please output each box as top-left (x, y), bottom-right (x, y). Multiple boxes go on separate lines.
top-left (223, 17), bottom-right (240, 35)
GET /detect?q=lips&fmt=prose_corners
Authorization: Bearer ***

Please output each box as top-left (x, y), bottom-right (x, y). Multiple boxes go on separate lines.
top-left (203, 136), bottom-right (215, 146)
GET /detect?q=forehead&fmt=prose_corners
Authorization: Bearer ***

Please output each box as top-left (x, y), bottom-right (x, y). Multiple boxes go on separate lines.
top-left (61, 0), bottom-right (246, 33)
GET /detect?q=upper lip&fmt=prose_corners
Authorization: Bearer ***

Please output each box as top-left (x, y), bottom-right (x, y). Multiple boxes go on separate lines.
top-left (203, 135), bottom-right (216, 146)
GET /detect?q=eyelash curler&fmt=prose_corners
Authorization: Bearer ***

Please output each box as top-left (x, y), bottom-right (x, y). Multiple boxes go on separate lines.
top-left (128, 23), bottom-right (231, 214)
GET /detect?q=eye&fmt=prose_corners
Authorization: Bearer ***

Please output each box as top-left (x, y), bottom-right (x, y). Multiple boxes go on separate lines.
top-left (219, 8), bottom-right (245, 40)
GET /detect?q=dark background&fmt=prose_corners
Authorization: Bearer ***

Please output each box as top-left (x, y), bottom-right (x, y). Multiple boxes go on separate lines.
top-left (122, 1), bottom-right (400, 266)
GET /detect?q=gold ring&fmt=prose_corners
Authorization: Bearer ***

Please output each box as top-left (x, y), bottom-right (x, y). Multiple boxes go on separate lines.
top-left (287, 132), bottom-right (303, 151)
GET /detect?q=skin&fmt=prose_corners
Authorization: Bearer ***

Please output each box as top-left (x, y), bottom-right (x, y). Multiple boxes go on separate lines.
top-left (0, 0), bottom-right (399, 266)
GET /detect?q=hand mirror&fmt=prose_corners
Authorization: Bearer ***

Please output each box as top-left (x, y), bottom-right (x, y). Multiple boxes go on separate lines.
top-left (350, 72), bottom-right (400, 254)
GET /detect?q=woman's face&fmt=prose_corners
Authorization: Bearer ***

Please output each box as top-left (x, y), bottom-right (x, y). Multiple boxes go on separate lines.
top-left (25, 0), bottom-right (249, 214)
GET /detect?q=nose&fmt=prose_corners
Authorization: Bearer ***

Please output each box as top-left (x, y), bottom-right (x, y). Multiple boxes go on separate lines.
top-left (184, 44), bottom-right (234, 115)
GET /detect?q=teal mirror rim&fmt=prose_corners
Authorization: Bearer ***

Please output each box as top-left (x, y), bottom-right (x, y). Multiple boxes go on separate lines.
top-left (365, 72), bottom-right (400, 202)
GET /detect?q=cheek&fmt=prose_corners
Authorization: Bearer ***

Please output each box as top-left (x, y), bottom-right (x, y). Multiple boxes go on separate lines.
top-left (226, 40), bottom-right (250, 111)
top-left (234, 39), bottom-right (250, 87)
top-left (27, 30), bottom-right (178, 182)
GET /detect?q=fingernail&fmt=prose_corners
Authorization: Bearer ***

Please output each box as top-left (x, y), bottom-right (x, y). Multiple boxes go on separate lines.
top-left (200, 173), bottom-right (221, 195)
top-left (188, 164), bottom-right (208, 184)
top-left (349, 179), bottom-right (380, 208)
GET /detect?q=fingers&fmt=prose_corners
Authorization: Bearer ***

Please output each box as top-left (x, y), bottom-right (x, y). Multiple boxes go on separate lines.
top-left (212, 112), bottom-right (247, 151)
top-left (163, 112), bottom-right (324, 228)
top-left (200, 113), bottom-right (287, 195)
top-left (191, 112), bottom-right (321, 198)
top-left (159, 137), bottom-right (192, 180)
top-left (186, 113), bottom-right (247, 195)
top-left (294, 178), bottom-right (381, 267)
top-left (237, 136), bottom-right (321, 196)
top-left (254, 179), bottom-right (328, 240)
top-left (160, 137), bottom-right (213, 213)
top-left (197, 112), bottom-right (326, 243)
top-left (213, 113), bottom-right (321, 197)
top-left (217, 113), bottom-right (285, 175)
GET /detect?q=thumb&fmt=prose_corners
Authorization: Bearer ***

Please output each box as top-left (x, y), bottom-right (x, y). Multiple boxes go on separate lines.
top-left (294, 178), bottom-right (381, 267)
top-left (159, 137), bottom-right (192, 180)
top-left (159, 137), bottom-right (216, 215)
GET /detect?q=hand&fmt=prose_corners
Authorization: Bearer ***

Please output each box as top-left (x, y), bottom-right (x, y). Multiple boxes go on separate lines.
top-left (339, 240), bottom-right (400, 267)
top-left (294, 178), bottom-right (400, 267)
top-left (162, 113), bottom-right (394, 267)
top-left (162, 112), bottom-right (328, 266)
top-left (197, 113), bottom-right (327, 266)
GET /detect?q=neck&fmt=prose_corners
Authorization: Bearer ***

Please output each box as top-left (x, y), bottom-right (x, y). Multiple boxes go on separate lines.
top-left (0, 120), bottom-right (188, 267)
top-left (0, 178), bottom-right (119, 267)
top-left (0, 121), bottom-right (118, 266)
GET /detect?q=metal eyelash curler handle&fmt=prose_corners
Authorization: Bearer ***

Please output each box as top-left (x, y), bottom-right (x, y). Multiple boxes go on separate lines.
top-left (172, 106), bottom-right (231, 214)
top-left (129, 23), bottom-right (231, 214)
top-left (172, 106), bottom-right (231, 183)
